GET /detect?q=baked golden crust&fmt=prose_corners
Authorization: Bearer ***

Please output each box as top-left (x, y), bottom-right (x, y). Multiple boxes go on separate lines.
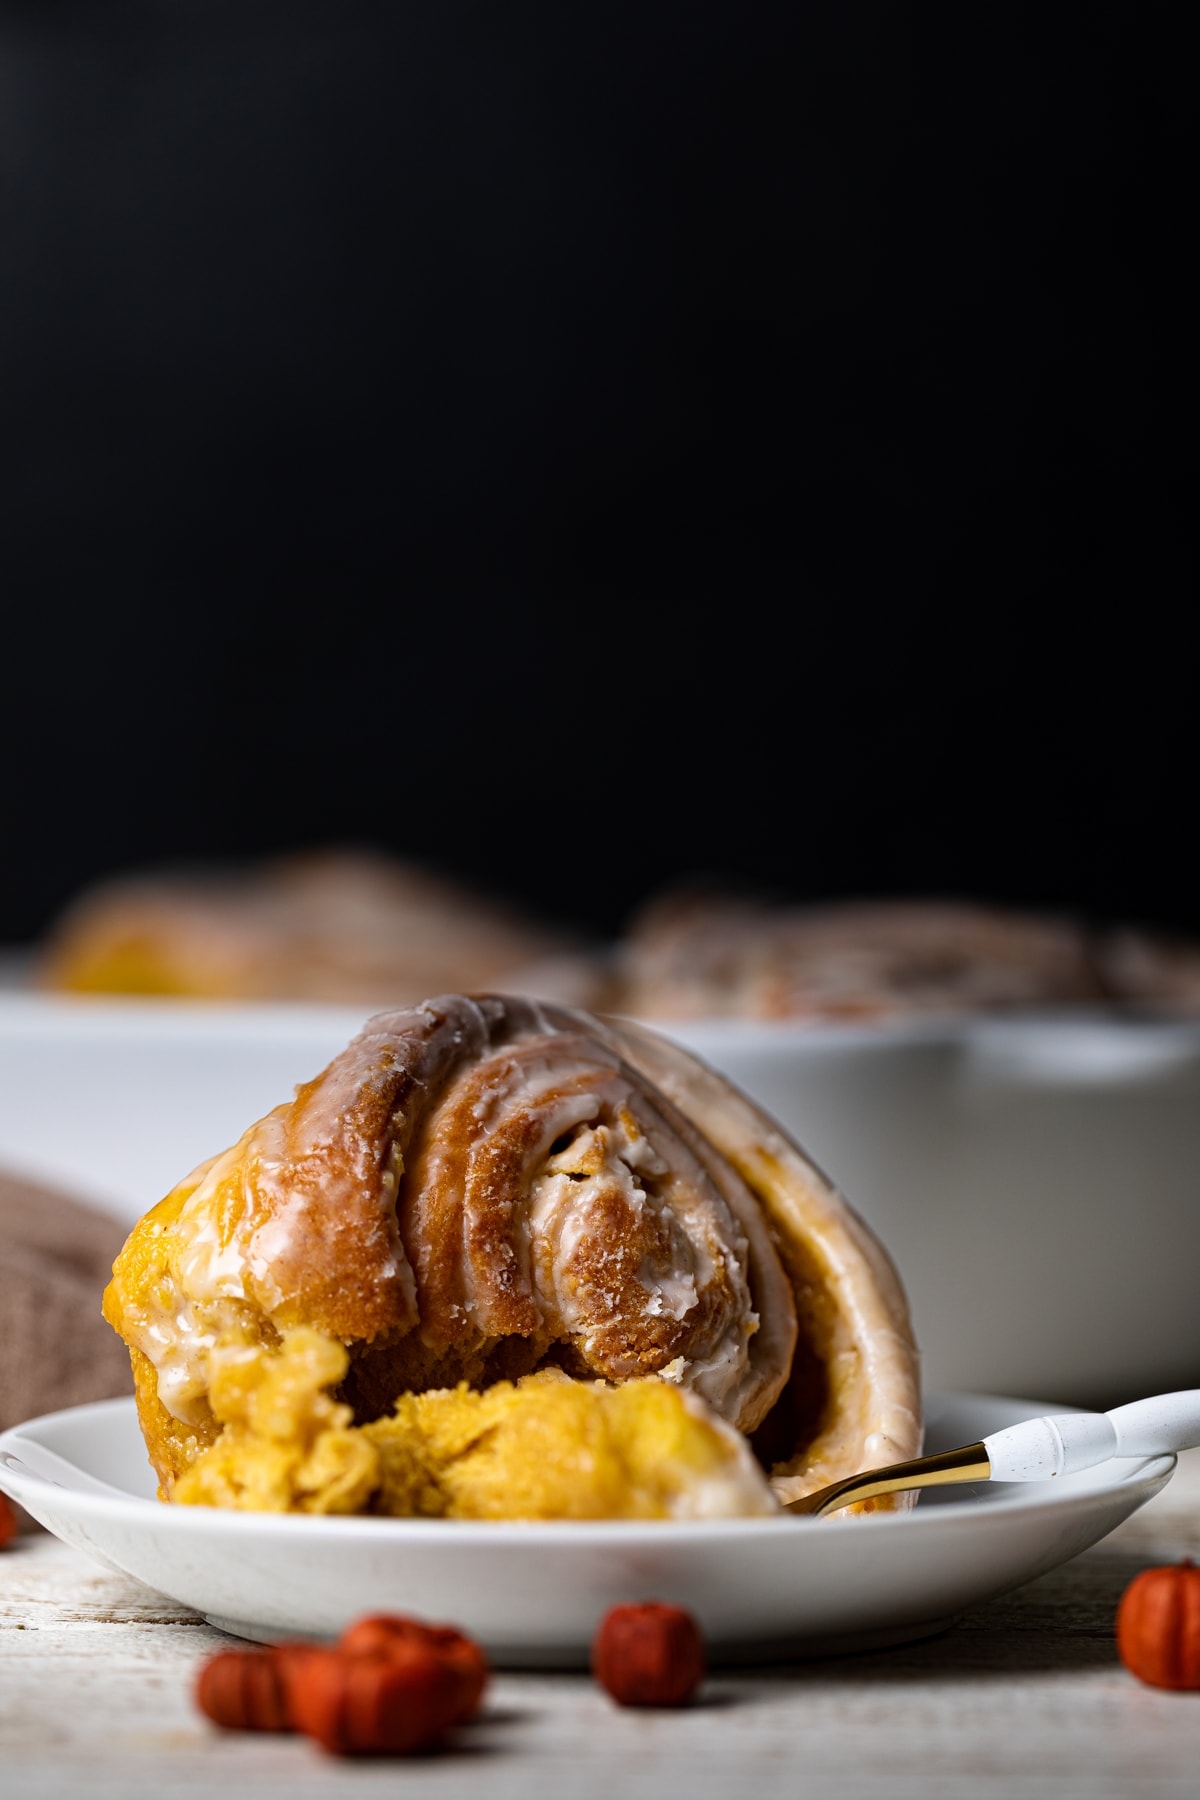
top-left (103, 994), bottom-right (921, 1512)
top-left (37, 850), bottom-right (607, 1008)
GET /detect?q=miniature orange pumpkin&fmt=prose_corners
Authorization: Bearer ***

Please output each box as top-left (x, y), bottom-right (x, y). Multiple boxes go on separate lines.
top-left (591, 1602), bottom-right (706, 1707)
top-left (1116, 1559), bottom-right (1200, 1690)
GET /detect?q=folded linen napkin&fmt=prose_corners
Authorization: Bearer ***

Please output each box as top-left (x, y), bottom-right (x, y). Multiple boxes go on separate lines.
top-left (0, 1169), bottom-right (133, 1433)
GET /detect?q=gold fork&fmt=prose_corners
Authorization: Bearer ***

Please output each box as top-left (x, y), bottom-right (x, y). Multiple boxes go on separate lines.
top-left (785, 1390), bottom-right (1200, 1518)
top-left (784, 1441), bottom-right (990, 1516)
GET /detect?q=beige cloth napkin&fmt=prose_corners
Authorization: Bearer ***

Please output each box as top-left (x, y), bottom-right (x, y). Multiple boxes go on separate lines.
top-left (0, 1169), bottom-right (134, 1434)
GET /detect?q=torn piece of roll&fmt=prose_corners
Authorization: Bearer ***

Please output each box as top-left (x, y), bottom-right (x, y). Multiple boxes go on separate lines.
top-left (102, 995), bottom-right (921, 1518)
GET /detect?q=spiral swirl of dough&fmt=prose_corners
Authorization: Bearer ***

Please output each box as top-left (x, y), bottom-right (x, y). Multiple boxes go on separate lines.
top-left (105, 995), bottom-right (798, 1448)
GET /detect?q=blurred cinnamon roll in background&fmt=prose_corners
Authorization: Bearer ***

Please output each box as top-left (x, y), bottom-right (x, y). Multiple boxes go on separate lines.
top-left (35, 848), bottom-right (610, 1011)
top-left (30, 850), bottom-right (1200, 1023)
top-left (609, 887), bottom-right (1200, 1023)
top-left (1092, 924), bottom-right (1200, 1015)
top-left (610, 890), bottom-right (1106, 1022)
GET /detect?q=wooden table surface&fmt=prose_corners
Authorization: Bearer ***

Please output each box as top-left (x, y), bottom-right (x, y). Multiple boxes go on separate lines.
top-left (3, 1450), bottom-right (1199, 1800)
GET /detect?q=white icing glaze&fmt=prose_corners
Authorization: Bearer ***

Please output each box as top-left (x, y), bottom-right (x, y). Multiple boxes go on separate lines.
top-left (111, 996), bottom-right (797, 1440)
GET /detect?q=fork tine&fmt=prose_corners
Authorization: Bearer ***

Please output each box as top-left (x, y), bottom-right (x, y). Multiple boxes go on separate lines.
top-left (784, 1441), bottom-right (992, 1518)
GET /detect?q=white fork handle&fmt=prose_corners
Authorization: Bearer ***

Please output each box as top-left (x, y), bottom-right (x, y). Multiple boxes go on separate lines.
top-left (983, 1390), bottom-right (1200, 1482)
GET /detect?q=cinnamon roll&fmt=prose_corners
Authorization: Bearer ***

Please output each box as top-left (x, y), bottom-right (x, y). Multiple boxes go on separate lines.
top-left (37, 849), bottom-right (608, 1009)
top-left (103, 994), bottom-right (921, 1517)
top-left (615, 889), bottom-right (1106, 1022)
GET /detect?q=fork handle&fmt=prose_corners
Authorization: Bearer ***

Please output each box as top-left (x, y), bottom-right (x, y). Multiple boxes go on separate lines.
top-left (983, 1390), bottom-right (1200, 1481)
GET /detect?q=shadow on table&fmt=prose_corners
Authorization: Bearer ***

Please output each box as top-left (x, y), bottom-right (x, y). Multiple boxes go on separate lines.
top-left (714, 1549), bottom-right (1158, 1689)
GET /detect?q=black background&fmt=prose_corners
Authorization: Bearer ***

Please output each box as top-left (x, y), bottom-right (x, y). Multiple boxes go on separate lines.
top-left (0, 3), bottom-right (1190, 948)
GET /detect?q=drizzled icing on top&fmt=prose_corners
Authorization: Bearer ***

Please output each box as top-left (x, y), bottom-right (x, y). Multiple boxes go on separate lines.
top-left (104, 995), bottom-right (798, 1432)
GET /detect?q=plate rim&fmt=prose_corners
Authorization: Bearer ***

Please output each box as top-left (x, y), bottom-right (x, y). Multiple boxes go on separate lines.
top-left (0, 1390), bottom-right (1177, 1543)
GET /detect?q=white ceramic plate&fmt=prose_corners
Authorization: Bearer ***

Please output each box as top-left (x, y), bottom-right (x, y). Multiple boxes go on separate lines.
top-left (0, 1391), bottom-right (1173, 1667)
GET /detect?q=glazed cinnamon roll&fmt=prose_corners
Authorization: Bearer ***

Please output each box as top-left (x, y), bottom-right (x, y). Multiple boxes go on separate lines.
top-left (103, 995), bottom-right (920, 1517)
top-left (37, 849), bottom-right (608, 1008)
top-left (615, 890), bottom-right (1106, 1022)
